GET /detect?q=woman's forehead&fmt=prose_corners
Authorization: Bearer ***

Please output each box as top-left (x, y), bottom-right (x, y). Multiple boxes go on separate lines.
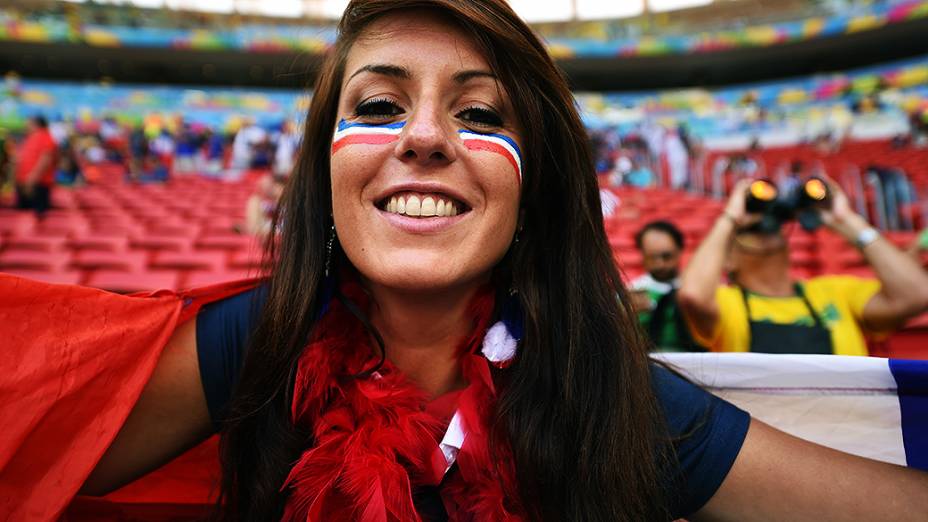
top-left (345, 12), bottom-right (490, 77)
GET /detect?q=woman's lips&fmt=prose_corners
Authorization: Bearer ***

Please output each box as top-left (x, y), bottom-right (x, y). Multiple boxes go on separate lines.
top-left (377, 205), bottom-right (469, 234)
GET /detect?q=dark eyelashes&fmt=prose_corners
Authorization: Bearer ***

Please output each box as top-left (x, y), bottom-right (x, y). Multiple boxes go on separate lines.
top-left (352, 98), bottom-right (504, 128)
top-left (354, 98), bottom-right (402, 118)
top-left (458, 106), bottom-right (504, 127)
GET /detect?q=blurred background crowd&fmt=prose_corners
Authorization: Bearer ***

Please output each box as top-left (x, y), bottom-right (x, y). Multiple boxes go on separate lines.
top-left (1, 0), bottom-right (927, 358)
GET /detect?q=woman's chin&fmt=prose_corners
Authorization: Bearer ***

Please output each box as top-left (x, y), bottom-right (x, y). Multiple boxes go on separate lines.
top-left (357, 262), bottom-right (487, 295)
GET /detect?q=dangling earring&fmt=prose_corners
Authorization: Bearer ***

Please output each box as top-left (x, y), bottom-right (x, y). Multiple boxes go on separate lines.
top-left (324, 223), bottom-right (336, 277)
top-left (482, 285), bottom-right (524, 368)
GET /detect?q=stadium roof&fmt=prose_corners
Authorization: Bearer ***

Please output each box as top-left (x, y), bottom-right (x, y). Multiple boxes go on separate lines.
top-left (60, 0), bottom-right (714, 22)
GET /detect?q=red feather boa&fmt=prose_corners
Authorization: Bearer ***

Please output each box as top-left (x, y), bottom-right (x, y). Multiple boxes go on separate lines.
top-left (281, 282), bottom-right (525, 521)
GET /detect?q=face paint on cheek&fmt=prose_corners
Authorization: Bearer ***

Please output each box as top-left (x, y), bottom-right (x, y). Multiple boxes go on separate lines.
top-left (331, 119), bottom-right (406, 155)
top-left (458, 130), bottom-right (523, 184)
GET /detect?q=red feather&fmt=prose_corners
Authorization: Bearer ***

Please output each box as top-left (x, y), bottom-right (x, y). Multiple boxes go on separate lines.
top-left (282, 280), bottom-right (525, 521)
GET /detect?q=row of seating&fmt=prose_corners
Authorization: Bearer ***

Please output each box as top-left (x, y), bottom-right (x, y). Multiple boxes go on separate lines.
top-left (0, 171), bottom-right (268, 293)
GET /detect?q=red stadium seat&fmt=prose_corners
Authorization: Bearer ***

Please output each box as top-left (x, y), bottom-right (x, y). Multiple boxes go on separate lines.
top-left (68, 234), bottom-right (130, 253)
top-left (229, 249), bottom-right (267, 270)
top-left (196, 233), bottom-right (258, 251)
top-left (0, 250), bottom-right (71, 272)
top-left (130, 235), bottom-right (194, 252)
top-left (0, 212), bottom-right (36, 236)
top-left (85, 270), bottom-right (181, 293)
top-left (150, 250), bottom-right (227, 271)
top-left (71, 251), bottom-right (148, 272)
top-left (4, 236), bottom-right (68, 252)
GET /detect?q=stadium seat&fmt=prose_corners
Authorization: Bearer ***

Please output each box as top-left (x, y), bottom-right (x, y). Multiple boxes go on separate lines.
top-left (0, 212), bottom-right (37, 236)
top-left (35, 217), bottom-right (91, 238)
top-left (130, 234), bottom-right (194, 252)
top-left (229, 249), bottom-right (267, 270)
top-left (85, 270), bottom-right (181, 294)
top-left (71, 251), bottom-right (148, 272)
top-left (0, 250), bottom-right (72, 272)
top-left (68, 234), bottom-right (130, 253)
top-left (150, 250), bottom-right (227, 271)
top-left (3, 236), bottom-right (69, 252)
top-left (196, 233), bottom-right (258, 251)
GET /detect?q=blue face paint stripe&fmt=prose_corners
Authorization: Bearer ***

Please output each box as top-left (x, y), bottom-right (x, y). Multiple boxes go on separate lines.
top-left (336, 119), bottom-right (406, 132)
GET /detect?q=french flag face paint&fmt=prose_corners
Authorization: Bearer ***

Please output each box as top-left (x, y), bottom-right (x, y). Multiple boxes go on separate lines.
top-left (331, 119), bottom-right (405, 155)
top-left (458, 130), bottom-right (523, 184)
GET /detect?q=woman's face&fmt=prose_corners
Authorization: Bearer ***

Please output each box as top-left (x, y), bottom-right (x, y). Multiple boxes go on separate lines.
top-left (331, 11), bottom-right (523, 293)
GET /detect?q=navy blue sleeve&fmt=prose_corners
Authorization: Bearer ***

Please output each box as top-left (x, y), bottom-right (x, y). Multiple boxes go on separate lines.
top-left (196, 286), bottom-right (268, 426)
top-left (652, 364), bottom-right (750, 519)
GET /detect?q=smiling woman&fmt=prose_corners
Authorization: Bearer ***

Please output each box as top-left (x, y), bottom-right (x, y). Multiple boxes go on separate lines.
top-left (2, 0), bottom-right (923, 521)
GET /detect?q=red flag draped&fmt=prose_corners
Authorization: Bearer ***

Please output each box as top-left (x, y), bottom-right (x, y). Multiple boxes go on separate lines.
top-left (0, 274), bottom-right (258, 521)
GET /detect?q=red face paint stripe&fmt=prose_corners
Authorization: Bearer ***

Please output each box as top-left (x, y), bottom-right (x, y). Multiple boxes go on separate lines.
top-left (463, 140), bottom-right (520, 179)
top-left (331, 133), bottom-right (399, 155)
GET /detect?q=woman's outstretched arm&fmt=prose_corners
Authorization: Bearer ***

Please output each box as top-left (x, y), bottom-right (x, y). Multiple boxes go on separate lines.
top-left (695, 418), bottom-right (928, 521)
top-left (80, 318), bottom-right (213, 496)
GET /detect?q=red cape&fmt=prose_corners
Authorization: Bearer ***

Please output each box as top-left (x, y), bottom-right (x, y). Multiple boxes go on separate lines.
top-left (0, 274), bottom-right (259, 521)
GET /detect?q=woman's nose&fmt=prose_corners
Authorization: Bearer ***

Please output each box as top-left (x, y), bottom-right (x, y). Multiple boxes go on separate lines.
top-left (394, 107), bottom-right (457, 166)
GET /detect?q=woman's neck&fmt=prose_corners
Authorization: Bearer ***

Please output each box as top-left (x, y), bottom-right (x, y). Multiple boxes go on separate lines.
top-left (366, 282), bottom-right (482, 397)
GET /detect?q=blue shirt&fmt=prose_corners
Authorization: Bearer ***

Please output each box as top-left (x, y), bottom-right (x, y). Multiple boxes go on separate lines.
top-left (196, 287), bottom-right (749, 519)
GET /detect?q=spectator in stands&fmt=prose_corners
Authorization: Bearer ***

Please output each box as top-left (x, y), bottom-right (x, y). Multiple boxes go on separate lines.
top-left (54, 143), bottom-right (82, 186)
top-left (229, 117), bottom-right (266, 177)
top-left (273, 119), bottom-right (300, 178)
top-left (243, 172), bottom-right (285, 238)
top-left (203, 128), bottom-right (227, 177)
top-left (625, 157), bottom-right (655, 188)
top-left (13, 115), bottom-right (58, 216)
top-left (664, 127), bottom-right (690, 189)
top-left (678, 178), bottom-right (928, 355)
top-left (778, 160), bottom-right (804, 194)
top-left (866, 164), bottom-right (915, 230)
top-left (174, 123), bottom-right (199, 174)
top-left (630, 221), bottom-right (704, 352)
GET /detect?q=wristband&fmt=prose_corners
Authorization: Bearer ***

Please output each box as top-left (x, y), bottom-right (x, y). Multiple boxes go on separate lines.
top-left (855, 227), bottom-right (880, 250)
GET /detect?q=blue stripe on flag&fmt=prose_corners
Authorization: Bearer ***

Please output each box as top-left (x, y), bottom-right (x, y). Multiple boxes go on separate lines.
top-left (888, 359), bottom-right (928, 471)
top-left (336, 119), bottom-right (406, 131)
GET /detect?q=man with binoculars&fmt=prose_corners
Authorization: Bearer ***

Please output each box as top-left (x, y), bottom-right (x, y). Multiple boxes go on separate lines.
top-left (678, 177), bottom-right (928, 355)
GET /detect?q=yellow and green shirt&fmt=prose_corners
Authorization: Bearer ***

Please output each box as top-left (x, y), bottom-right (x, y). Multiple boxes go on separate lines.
top-left (693, 276), bottom-right (882, 356)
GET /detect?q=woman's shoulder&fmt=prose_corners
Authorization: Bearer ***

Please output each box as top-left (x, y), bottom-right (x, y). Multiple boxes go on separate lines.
top-left (650, 362), bottom-right (751, 518)
top-left (196, 284), bottom-right (269, 424)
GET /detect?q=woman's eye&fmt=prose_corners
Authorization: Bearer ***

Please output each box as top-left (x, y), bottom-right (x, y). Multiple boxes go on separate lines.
top-left (355, 99), bottom-right (403, 119)
top-left (458, 107), bottom-right (503, 128)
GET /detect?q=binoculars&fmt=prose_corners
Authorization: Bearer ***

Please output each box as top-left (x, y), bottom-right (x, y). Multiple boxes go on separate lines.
top-left (743, 178), bottom-right (831, 233)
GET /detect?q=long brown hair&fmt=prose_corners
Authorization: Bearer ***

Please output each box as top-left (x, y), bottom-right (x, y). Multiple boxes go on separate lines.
top-left (217, 1), bottom-right (670, 520)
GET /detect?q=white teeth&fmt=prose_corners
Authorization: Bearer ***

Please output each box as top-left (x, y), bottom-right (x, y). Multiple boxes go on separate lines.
top-left (420, 197), bottom-right (436, 217)
top-left (406, 195), bottom-right (421, 217)
top-left (384, 193), bottom-right (462, 218)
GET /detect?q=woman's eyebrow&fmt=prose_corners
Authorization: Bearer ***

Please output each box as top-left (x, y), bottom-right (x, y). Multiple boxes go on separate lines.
top-left (347, 63), bottom-right (411, 83)
top-left (453, 70), bottom-right (496, 84)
